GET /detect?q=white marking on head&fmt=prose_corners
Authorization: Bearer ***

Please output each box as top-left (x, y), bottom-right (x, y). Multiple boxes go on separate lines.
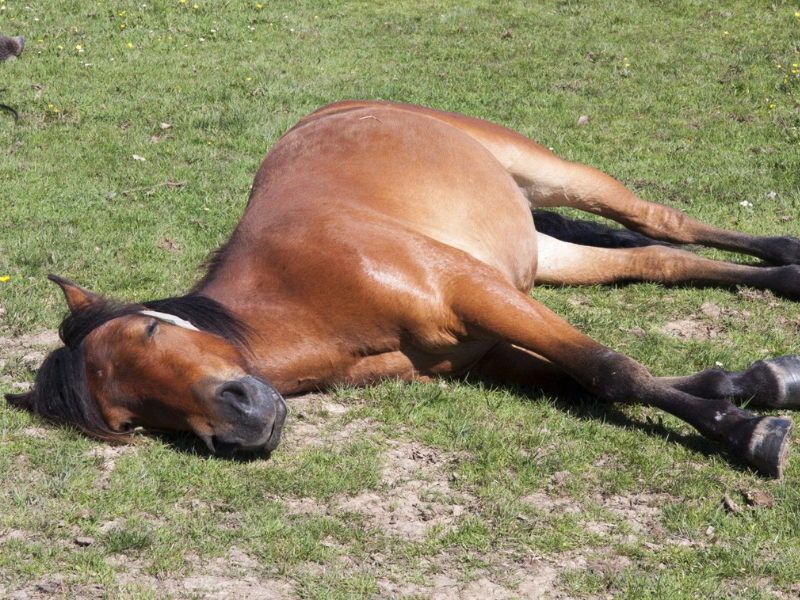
top-left (139, 310), bottom-right (200, 332)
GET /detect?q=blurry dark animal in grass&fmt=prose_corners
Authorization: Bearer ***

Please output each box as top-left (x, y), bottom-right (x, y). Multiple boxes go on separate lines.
top-left (0, 88), bottom-right (18, 120)
top-left (7, 101), bottom-right (800, 477)
top-left (0, 35), bottom-right (24, 60)
top-left (0, 36), bottom-right (24, 120)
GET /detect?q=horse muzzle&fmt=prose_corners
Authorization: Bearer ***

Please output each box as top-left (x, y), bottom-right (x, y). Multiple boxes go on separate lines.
top-left (204, 375), bottom-right (287, 456)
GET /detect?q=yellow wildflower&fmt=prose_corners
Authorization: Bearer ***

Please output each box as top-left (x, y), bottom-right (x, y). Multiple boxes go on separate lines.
top-left (0, 276), bottom-right (10, 283)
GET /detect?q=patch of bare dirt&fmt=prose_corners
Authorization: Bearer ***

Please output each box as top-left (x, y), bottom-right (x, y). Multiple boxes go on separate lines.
top-left (519, 491), bottom-right (582, 515)
top-left (699, 302), bottom-right (750, 320)
top-left (19, 426), bottom-right (50, 439)
top-left (336, 439), bottom-right (474, 541)
top-left (0, 331), bottom-right (59, 366)
top-left (660, 317), bottom-right (725, 340)
top-left (601, 492), bottom-right (672, 535)
top-left (281, 393), bottom-right (380, 451)
top-left (181, 575), bottom-right (293, 599)
top-left (0, 331), bottom-right (60, 393)
top-left (109, 546), bottom-right (294, 599)
top-left (376, 551), bottom-right (591, 599)
top-left (522, 488), bottom-right (676, 549)
top-left (737, 288), bottom-right (782, 308)
top-left (0, 331), bottom-right (60, 351)
top-left (659, 301), bottom-right (762, 341)
top-left (85, 445), bottom-right (136, 490)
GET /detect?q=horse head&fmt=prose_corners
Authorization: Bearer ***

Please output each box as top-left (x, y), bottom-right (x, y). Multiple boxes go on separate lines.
top-left (4, 275), bottom-right (286, 455)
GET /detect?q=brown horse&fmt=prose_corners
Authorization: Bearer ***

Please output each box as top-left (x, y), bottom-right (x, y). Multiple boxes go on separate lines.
top-left (6, 101), bottom-right (800, 477)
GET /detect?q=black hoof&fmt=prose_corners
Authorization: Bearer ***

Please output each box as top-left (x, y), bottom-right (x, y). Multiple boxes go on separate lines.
top-left (762, 356), bottom-right (800, 408)
top-left (740, 416), bottom-right (793, 479)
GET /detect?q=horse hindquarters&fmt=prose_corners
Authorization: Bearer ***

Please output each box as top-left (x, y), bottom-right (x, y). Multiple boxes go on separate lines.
top-left (448, 263), bottom-right (793, 477)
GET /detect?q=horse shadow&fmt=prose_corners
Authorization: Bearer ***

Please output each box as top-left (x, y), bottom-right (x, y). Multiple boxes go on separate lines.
top-left (146, 431), bottom-right (275, 463)
top-left (507, 382), bottom-right (759, 475)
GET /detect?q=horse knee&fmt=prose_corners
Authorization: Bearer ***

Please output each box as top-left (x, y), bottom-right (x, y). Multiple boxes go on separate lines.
top-left (583, 351), bottom-right (654, 403)
top-left (764, 235), bottom-right (800, 266)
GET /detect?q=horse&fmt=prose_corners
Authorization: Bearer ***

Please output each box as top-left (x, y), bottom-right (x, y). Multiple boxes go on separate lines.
top-left (6, 101), bottom-right (800, 478)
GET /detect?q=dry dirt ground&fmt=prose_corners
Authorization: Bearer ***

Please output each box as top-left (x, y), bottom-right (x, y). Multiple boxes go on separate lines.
top-left (0, 331), bottom-right (789, 599)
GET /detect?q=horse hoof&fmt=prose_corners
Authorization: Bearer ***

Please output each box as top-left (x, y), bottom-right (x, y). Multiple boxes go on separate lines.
top-left (762, 355), bottom-right (800, 408)
top-left (741, 416), bottom-right (793, 479)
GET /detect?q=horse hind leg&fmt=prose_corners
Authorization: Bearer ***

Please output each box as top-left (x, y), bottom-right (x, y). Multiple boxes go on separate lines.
top-left (534, 233), bottom-right (800, 299)
top-left (513, 151), bottom-right (800, 265)
top-left (417, 106), bottom-right (800, 264)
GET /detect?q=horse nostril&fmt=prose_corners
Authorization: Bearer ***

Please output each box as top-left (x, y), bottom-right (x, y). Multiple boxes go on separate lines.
top-left (217, 381), bottom-right (250, 407)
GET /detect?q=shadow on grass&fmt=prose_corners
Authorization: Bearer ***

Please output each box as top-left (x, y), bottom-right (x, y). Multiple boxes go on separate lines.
top-left (552, 395), bottom-right (757, 473)
top-left (471, 376), bottom-right (762, 476)
top-left (145, 430), bottom-right (277, 464)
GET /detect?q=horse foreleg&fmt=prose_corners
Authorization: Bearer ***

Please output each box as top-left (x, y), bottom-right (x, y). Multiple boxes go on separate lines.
top-left (451, 272), bottom-right (793, 477)
top-left (535, 233), bottom-right (800, 299)
top-left (473, 343), bottom-right (800, 409)
top-left (662, 356), bottom-right (800, 409)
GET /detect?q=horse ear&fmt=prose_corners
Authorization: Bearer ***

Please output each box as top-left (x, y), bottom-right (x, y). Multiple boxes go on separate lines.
top-left (48, 274), bottom-right (103, 314)
top-left (5, 392), bottom-right (32, 411)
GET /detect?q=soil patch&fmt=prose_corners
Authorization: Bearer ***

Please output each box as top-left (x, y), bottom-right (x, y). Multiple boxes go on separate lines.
top-left (337, 439), bottom-right (475, 541)
top-left (0, 331), bottom-right (60, 390)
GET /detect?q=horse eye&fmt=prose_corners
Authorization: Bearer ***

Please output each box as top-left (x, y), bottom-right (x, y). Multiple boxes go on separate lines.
top-left (146, 320), bottom-right (159, 337)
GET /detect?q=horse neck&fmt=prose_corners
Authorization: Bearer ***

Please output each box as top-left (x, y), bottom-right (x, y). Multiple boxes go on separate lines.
top-left (192, 263), bottom-right (289, 348)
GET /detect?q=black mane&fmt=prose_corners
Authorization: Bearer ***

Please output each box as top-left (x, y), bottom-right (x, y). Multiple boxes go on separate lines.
top-left (7, 293), bottom-right (252, 441)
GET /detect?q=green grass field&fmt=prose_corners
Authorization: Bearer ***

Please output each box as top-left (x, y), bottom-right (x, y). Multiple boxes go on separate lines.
top-left (2, 1), bottom-right (800, 598)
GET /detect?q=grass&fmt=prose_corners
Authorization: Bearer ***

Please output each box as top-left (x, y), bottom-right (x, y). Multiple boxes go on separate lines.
top-left (2, 0), bottom-right (800, 598)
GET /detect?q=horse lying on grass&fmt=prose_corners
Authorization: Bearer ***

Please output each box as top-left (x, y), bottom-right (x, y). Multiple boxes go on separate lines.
top-left (6, 101), bottom-right (800, 478)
